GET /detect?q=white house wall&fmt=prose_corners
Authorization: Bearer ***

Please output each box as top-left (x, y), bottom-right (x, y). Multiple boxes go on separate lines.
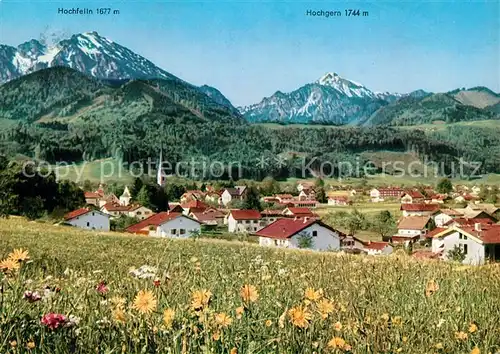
top-left (432, 231), bottom-right (485, 265)
top-left (157, 217), bottom-right (201, 238)
top-left (68, 212), bottom-right (110, 231)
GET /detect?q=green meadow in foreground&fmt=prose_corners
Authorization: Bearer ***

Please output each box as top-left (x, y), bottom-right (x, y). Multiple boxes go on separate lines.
top-left (0, 218), bottom-right (499, 353)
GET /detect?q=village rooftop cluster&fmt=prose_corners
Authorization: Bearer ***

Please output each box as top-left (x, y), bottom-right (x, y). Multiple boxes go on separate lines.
top-left (61, 171), bottom-right (500, 266)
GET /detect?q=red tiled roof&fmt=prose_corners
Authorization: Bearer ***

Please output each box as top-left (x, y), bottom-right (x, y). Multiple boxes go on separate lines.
top-left (64, 208), bottom-right (91, 221)
top-left (397, 216), bottom-right (431, 230)
top-left (400, 203), bottom-right (440, 212)
top-left (84, 192), bottom-right (101, 199)
top-left (181, 200), bottom-right (209, 209)
top-left (286, 207), bottom-right (315, 216)
top-left (363, 241), bottom-right (390, 250)
top-left (101, 203), bottom-right (130, 212)
top-left (191, 212), bottom-right (217, 223)
top-left (403, 190), bottom-right (425, 199)
top-left (230, 209), bottom-right (262, 220)
top-left (329, 196), bottom-right (348, 201)
top-left (426, 227), bottom-right (448, 238)
top-left (449, 218), bottom-right (495, 227)
top-left (275, 194), bottom-right (293, 199)
top-left (126, 212), bottom-right (182, 233)
top-left (461, 224), bottom-right (500, 244)
top-left (255, 218), bottom-right (318, 239)
top-left (439, 208), bottom-right (462, 216)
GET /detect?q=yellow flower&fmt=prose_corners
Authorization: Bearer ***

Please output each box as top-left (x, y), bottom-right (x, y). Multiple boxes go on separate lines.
top-left (380, 313), bottom-right (390, 322)
top-left (212, 331), bottom-right (221, 341)
top-left (26, 341), bottom-right (36, 350)
top-left (163, 308), bottom-right (175, 329)
top-left (215, 312), bottom-right (232, 328)
top-left (8, 249), bottom-right (29, 262)
top-left (425, 279), bottom-right (439, 297)
top-left (288, 305), bottom-right (312, 328)
top-left (240, 285), bottom-right (259, 303)
top-left (131, 290), bottom-right (157, 314)
top-left (191, 289), bottom-right (212, 311)
top-left (230, 348), bottom-right (237, 354)
top-left (110, 296), bottom-right (126, 309)
top-left (327, 337), bottom-right (346, 349)
top-left (392, 316), bottom-right (403, 327)
top-left (470, 347), bottom-right (480, 354)
top-left (455, 331), bottom-right (468, 340)
top-left (334, 321), bottom-right (343, 331)
top-left (112, 307), bottom-right (126, 323)
top-left (469, 322), bottom-right (478, 333)
top-left (402, 336), bottom-right (408, 343)
top-left (265, 319), bottom-right (272, 327)
top-left (0, 258), bottom-right (20, 273)
top-left (317, 298), bottom-right (334, 319)
top-left (434, 342), bottom-right (443, 349)
top-left (304, 287), bottom-right (322, 301)
top-left (235, 306), bottom-right (244, 319)
top-left (10, 340), bottom-right (17, 348)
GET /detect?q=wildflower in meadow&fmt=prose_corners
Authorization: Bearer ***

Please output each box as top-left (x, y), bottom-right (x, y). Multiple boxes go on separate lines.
top-left (468, 322), bottom-right (478, 333)
top-left (240, 284), bottom-right (259, 303)
top-left (163, 308), bottom-right (175, 329)
top-left (153, 278), bottom-right (161, 287)
top-left (288, 305), bottom-right (312, 328)
top-left (66, 315), bottom-right (81, 328)
top-left (316, 298), bottom-right (334, 319)
top-left (230, 348), bottom-right (237, 354)
top-left (215, 312), bottom-right (233, 328)
top-left (434, 343), bottom-right (444, 350)
top-left (26, 341), bottom-right (35, 350)
top-left (327, 337), bottom-right (349, 350)
top-left (41, 313), bottom-right (68, 330)
top-left (23, 290), bottom-right (42, 303)
top-left (304, 287), bottom-right (322, 301)
top-left (96, 281), bottom-right (109, 295)
top-left (212, 331), bottom-right (221, 341)
top-left (191, 289), bottom-right (212, 311)
top-left (425, 279), bottom-right (439, 297)
top-left (334, 321), bottom-right (343, 331)
top-left (8, 248), bottom-right (30, 262)
top-left (265, 320), bottom-right (272, 327)
top-left (132, 290), bottom-right (157, 314)
top-left (10, 340), bottom-right (17, 348)
top-left (455, 331), bottom-right (468, 340)
top-left (112, 307), bottom-right (126, 323)
top-left (110, 296), bottom-right (126, 309)
top-left (0, 258), bottom-right (20, 273)
top-left (470, 347), bottom-right (480, 354)
top-left (235, 306), bottom-right (244, 319)
top-left (392, 316), bottom-right (403, 327)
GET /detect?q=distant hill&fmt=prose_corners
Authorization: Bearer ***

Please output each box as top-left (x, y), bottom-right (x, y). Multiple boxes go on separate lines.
top-left (0, 67), bottom-right (244, 124)
top-left (362, 88), bottom-right (499, 126)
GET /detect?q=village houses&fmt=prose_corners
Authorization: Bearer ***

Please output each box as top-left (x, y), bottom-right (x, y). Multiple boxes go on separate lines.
top-left (370, 187), bottom-right (404, 203)
top-left (256, 218), bottom-right (342, 251)
top-left (126, 212), bottom-right (201, 238)
top-left (226, 209), bottom-right (264, 233)
top-left (430, 223), bottom-right (500, 265)
top-left (221, 186), bottom-right (247, 206)
top-left (64, 208), bottom-right (110, 231)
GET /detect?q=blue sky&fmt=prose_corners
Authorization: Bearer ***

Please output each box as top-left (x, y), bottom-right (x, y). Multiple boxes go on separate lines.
top-left (0, 0), bottom-right (498, 106)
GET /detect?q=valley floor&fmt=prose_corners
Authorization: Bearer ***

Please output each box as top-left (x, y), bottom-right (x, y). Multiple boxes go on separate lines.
top-left (0, 218), bottom-right (499, 353)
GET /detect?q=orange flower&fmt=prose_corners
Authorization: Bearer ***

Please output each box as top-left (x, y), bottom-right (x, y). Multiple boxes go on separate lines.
top-left (265, 320), bottom-right (272, 327)
top-left (425, 279), bottom-right (439, 297)
top-left (304, 287), bottom-right (322, 301)
top-left (455, 331), bottom-right (468, 341)
top-left (0, 258), bottom-right (20, 273)
top-left (327, 337), bottom-right (347, 350)
top-left (235, 306), bottom-right (244, 319)
top-left (191, 289), bottom-right (212, 311)
top-left (240, 285), bottom-right (259, 303)
top-left (8, 249), bottom-right (30, 262)
top-left (468, 322), bottom-right (478, 333)
top-left (163, 308), bottom-right (175, 329)
top-left (214, 312), bottom-right (232, 328)
top-left (470, 347), bottom-right (480, 354)
top-left (333, 321), bottom-right (343, 331)
top-left (131, 290), bottom-right (157, 314)
top-left (288, 305), bottom-right (312, 328)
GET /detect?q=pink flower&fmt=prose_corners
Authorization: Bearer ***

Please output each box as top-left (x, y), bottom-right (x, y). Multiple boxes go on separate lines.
top-left (41, 313), bottom-right (67, 330)
top-left (153, 278), bottom-right (161, 287)
top-left (23, 290), bottom-right (42, 303)
top-left (96, 281), bottom-right (109, 295)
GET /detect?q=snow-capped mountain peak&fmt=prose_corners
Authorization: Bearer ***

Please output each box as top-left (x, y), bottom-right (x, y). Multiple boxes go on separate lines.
top-left (315, 72), bottom-right (375, 98)
top-left (0, 31), bottom-right (179, 83)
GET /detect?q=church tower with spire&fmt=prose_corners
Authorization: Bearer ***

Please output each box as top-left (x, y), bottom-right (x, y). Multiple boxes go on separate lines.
top-left (157, 145), bottom-right (166, 187)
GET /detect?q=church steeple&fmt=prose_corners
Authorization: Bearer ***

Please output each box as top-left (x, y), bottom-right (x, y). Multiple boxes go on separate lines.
top-left (157, 145), bottom-right (166, 186)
